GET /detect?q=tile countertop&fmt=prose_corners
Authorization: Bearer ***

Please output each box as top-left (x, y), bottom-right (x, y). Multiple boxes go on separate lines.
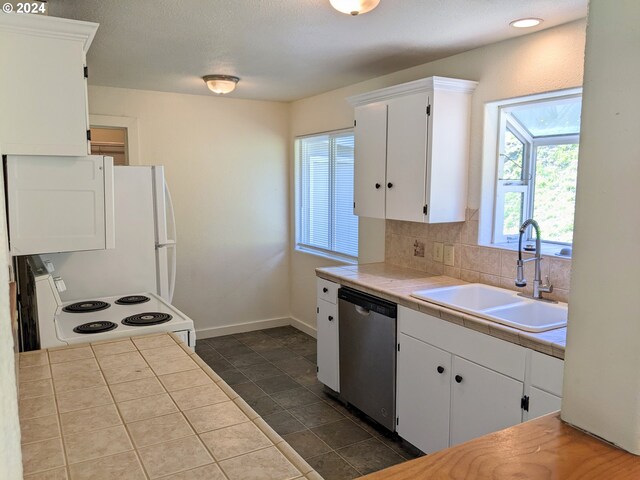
top-left (17, 333), bottom-right (322, 480)
top-left (316, 263), bottom-right (566, 360)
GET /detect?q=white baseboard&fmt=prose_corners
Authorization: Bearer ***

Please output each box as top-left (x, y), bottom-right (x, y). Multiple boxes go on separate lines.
top-left (196, 316), bottom-right (317, 340)
top-left (290, 317), bottom-right (317, 338)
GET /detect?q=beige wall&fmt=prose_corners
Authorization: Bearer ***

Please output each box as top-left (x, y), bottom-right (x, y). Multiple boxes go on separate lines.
top-left (88, 86), bottom-right (291, 337)
top-left (290, 20), bottom-right (586, 328)
top-left (562, 0), bottom-right (640, 454)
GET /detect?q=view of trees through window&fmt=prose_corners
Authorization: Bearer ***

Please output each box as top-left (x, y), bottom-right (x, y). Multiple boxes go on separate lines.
top-left (496, 93), bottom-right (581, 245)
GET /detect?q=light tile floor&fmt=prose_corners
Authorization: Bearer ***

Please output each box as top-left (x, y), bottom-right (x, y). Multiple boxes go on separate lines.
top-left (197, 326), bottom-right (423, 480)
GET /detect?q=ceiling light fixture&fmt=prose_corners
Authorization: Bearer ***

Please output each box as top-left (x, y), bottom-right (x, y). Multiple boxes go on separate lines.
top-left (510, 18), bottom-right (543, 28)
top-left (330, 0), bottom-right (380, 16)
top-left (203, 75), bottom-right (240, 95)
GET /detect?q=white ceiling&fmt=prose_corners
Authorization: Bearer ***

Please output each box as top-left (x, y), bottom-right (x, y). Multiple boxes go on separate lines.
top-left (49, 0), bottom-right (587, 102)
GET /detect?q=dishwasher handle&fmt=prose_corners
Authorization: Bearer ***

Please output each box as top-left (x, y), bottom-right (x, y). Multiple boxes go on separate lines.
top-left (338, 287), bottom-right (397, 318)
top-left (354, 305), bottom-right (371, 316)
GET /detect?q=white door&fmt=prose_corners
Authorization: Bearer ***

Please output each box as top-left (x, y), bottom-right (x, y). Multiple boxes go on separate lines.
top-left (317, 299), bottom-right (339, 392)
top-left (6, 155), bottom-right (114, 255)
top-left (385, 92), bottom-right (429, 222)
top-left (397, 333), bottom-right (451, 453)
top-left (450, 356), bottom-right (524, 446)
top-left (0, 25), bottom-right (89, 156)
top-left (527, 387), bottom-right (562, 421)
top-left (353, 103), bottom-right (387, 219)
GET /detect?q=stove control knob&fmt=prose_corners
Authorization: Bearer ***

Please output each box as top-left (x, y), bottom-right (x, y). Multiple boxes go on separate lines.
top-left (53, 276), bottom-right (67, 293)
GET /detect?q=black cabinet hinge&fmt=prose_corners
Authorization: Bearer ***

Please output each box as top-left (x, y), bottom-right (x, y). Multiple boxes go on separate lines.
top-left (84, 66), bottom-right (89, 79)
top-left (86, 130), bottom-right (92, 141)
top-left (396, 417), bottom-right (399, 426)
top-left (317, 366), bottom-right (319, 373)
top-left (423, 205), bottom-right (428, 215)
top-left (397, 344), bottom-right (400, 352)
top-left (426, 104), bottom-right (431, 116)
top-left (316, 307), bottom-right (319, 314)
top-left (354, 120), bottom-right (357, 127)
top-left (521, 395), bottom-right (530, 411)
top-left (353, 202), bottom-right (356, 209)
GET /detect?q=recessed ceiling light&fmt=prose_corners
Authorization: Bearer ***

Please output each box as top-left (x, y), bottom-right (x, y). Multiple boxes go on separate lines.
top-left (330, 0), bottom-right (380, 16)
top-left (203, 75), bottom-right (240, 95)
top-left (510, 18), bottom-right (543, 28)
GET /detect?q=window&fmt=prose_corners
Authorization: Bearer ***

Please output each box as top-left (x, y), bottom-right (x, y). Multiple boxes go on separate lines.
top-left (295, 130), bottom-right (358, 260)
top-left (494, 94), bottom-right (581, 246)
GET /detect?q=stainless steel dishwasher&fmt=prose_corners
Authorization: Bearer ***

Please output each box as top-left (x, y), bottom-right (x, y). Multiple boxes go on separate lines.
top-left (338, 287), bottom-right (397, 431)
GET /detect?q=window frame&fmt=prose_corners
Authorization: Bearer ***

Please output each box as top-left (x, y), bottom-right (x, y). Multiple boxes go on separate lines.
top-left (492, 93), bottom-right (581, 247)
top-left (294, 128), bottom-right (358, 262)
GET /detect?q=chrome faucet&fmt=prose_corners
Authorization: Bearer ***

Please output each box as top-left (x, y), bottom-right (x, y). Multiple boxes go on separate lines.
top-left (515, 219), bottom-right (555, 302)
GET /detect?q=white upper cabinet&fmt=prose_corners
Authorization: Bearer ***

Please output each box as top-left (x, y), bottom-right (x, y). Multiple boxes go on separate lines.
top-left (349, 77), bottom-right (477, 223)
top-left (0, 14), bottom-right (98, 156)
top-left (6, 155), bottom-right (115, 255)
top-left (353, 103), bottom-right (387, 219)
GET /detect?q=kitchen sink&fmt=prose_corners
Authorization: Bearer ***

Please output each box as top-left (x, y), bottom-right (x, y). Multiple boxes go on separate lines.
top-left (411, 284), bottom-right (523, 311)
top-left (483, 301), bottom-right (568, 332)
top-left (411, 284), bottom-right (567, 332)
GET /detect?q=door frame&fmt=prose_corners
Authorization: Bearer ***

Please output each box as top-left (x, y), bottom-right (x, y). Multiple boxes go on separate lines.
top-left (89, 114), bottom-right (140, 165)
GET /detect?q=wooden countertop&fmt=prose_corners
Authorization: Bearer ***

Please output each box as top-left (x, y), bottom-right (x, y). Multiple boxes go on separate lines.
top-left (359, 413), bottom-right (640, 479)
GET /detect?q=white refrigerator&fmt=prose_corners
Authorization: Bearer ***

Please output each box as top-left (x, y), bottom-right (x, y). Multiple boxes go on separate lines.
top-left (39, 166), bottom-right (177, 303)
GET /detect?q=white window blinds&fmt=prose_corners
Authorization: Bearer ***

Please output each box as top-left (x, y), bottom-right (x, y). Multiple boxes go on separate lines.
top-left (296, 131), bottom-right (358, 259)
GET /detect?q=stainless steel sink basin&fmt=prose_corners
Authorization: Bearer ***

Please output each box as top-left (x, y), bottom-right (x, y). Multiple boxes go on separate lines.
top-left (411, 284), bottom-right (567, 332)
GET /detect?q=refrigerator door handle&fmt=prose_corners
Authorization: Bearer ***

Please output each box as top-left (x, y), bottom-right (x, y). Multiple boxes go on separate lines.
top-left (165, 181), bottom-right (177, 244)
top-left (164, 181), bottom-right (177, 302)
top-left (168, 243), bottom-right (176, 302)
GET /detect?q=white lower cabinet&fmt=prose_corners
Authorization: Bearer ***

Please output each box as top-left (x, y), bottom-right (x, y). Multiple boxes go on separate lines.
top-left (317, 298), bottom-right (339, 392)
top-left (449, 356), bottom-right (524, 446)
top-left (397, 333), bottom-right (451, 453)
top-left (525, 351), bottom-right (564, 420)
top-left (528, 386), bottom-right (562, 420)
top-left (397, 306), bottom-right (526, 453)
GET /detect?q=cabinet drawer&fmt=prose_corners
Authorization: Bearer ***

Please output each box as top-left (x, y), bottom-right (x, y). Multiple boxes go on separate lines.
top-left (399, 306), bottom-right (526, 381)
top-left (530, 351), bottom-right (564, 396)
top-left (317, 278), bottom-right (339, 304)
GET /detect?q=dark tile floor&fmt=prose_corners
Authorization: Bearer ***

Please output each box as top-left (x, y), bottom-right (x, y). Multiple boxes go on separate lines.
top-left (196, 326), bottom-right (423, 480)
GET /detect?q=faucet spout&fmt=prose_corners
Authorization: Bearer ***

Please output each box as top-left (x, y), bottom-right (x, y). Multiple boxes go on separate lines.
top-left (515, 219), bottom-right (555, 302)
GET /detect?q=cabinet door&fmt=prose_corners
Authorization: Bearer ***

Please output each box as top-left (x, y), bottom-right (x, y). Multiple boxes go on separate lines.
top-left (6, 155), bottom-right (114, 255)
top-left (397, 333), bottom-right (451, 453)
top-left (354, 103), bottom-right (387, 219)
top-left (317, 299), bottom-right (339, 392)
top-left (0, 27), bottom-right (88, 156)
top-left (450, 356), bottom-right (523, 446)
top-left (385, 92), bottom-right (429, 222)
top-left (527, 387), bottom-right (561, 421)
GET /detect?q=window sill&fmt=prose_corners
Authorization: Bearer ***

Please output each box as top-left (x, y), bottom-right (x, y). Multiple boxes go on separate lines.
top-left (484, 241), bottom-right (572, 259)
top-left (294, 245), bottom-right (358, 265)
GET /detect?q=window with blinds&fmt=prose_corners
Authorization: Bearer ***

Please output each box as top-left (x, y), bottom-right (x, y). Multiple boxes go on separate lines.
top-left (296, 130), bottom-right (358, 260)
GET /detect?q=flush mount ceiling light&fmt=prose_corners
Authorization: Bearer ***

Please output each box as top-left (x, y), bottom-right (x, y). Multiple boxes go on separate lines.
top-left (330, 0), bottom-right (380, 16)
top-left (203, 75), bottom-right (240, 95)
top-left (510, 18), bottom-right (543, 28)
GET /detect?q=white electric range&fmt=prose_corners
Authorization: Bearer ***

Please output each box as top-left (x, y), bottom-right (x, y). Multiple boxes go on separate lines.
top-left (34, 273), bottom-right (196, 349)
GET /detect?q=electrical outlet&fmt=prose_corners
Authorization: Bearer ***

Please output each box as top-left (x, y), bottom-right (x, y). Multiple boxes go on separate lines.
top-left (444, 244), bottom-right (455, 266)
top-left (433, 242), bottom-right (444, 263)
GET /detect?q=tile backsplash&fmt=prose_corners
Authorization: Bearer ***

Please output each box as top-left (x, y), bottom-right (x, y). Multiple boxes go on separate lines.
top-left (385, 209), bottom-right (571, 303)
